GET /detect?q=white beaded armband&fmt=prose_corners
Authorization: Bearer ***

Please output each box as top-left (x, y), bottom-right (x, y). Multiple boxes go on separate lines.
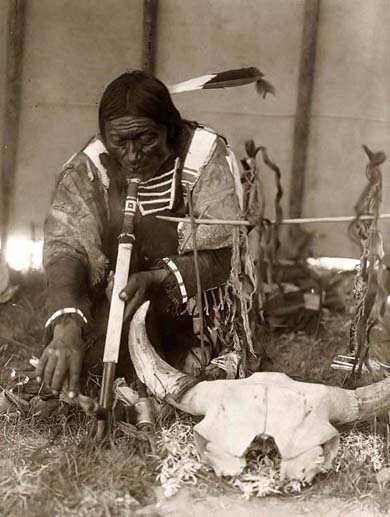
top-left (162, 257), bottom-right (188, 304)
top-left (45, 307), bottom-right (88, 329)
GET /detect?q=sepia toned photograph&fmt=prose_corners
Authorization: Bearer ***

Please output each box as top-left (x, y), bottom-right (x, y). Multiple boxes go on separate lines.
top-left (0, 1), bottom-right (389, 515)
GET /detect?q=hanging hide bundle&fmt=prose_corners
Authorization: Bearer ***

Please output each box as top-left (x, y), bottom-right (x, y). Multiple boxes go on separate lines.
top-left (344, 146), bottom-right (388, 383)
top-left (221, 142), bottom-right (285, 374)
top-left (236, 141), bottom-right (331, 344)
top-left (226, 226), bottom-right (257, 376)
top-left (240, 141), bottom-right (284, 299)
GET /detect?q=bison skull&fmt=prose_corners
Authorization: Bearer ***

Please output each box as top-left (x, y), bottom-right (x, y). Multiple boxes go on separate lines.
top-left (129, 301), bottom-right (390, 483)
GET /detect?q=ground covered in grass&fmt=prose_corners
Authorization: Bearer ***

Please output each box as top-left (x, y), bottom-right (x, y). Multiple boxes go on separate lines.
top-left (1, 269), bottom-right (390, 516)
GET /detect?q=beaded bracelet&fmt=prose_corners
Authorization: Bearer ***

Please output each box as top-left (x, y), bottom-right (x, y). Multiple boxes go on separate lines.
top-left (161, 257), bottom-right (188, 304)
top-left (45, 307), bottom-right (88, 329)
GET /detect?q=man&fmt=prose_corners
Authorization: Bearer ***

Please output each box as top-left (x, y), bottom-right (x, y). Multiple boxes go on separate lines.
top-left (35, 70), bottom-right (243, 400)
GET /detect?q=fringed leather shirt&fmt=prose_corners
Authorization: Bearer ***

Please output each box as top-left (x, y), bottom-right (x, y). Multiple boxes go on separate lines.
top-left (43, 122), bottom-right (243, 330)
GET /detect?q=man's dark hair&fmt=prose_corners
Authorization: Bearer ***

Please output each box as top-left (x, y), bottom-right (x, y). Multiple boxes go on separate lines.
top-left (99, 70), bottom-right (182, 145)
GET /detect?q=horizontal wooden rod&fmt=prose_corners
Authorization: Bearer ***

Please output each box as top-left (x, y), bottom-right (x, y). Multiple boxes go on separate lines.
top-left (156, 213), bottom-right (390, 227)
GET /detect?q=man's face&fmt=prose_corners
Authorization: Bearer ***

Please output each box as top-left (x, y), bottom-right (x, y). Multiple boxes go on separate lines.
top-left (104, 115), bottom-right (171, 181)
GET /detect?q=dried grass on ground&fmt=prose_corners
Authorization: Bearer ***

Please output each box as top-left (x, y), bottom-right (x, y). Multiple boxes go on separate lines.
top-left (1, 269), bottom-right (390, 516)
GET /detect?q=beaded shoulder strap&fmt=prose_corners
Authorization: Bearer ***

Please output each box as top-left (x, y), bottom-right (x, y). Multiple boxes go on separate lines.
top-left (181, 126), bottom-right (218, 202)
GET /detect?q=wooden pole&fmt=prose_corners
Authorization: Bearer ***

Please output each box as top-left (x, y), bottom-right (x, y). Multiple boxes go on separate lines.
top-left (0, 0), bottom-right (26, 258)
top-left (156, 213), bottom-right (390, 227)
top-left (136, 0), bottom-right (159, 421)
top-left (289, 0), bottom-right (320, 220)
top-left (186, 185), bottom-right (207, 371)
top-left (142, 0), bottom-right (158, 74)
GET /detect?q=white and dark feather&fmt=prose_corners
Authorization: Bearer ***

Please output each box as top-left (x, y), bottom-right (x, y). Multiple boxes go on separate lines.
top-left (169, 67), bottom-right (275, 97)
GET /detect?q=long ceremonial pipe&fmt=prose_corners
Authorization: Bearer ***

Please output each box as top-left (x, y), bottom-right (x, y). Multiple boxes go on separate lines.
top-left (96, 178), bottom-right (140, 441)
top-left (156, 213), bottom-right (390, 226)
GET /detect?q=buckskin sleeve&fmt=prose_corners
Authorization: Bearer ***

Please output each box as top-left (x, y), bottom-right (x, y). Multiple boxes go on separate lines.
top-left (160, 135), bottom-right (242, 307)
top-left (43, 156), bottom-right (109, 288)
top-left (43, 153), bottom-right (109, 326)
top-left (160, 247), bottom-right (232, 305)
top-left (179, 136), bottom-right (243, 254)
top-left (45, 256), bottom-right (92, 321)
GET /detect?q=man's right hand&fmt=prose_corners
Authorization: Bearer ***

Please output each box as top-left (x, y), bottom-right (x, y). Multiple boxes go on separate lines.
top-left (35, 318), bottom-right (86, 398)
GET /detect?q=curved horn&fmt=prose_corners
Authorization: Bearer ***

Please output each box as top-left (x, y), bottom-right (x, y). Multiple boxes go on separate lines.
top-left (353, 376), bottom-right (390, 421)
top-left (131, 302), bottom-right (390, 425)
top-left (328, 377), bottom-right (390, 425)
top-left (129, 301), bottom-right (199, 406)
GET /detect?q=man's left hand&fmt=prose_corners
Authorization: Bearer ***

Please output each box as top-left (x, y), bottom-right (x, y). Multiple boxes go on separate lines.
top-left (119, 269), bottom-right (168, 321)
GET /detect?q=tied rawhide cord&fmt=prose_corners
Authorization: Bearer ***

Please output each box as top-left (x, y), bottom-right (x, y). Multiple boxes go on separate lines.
top-left (223, 141), bottom-right (284, 377)
top-left (241, 140), bottom-right (284, 293)
top-left (347, 146), bottom-right (387, 382)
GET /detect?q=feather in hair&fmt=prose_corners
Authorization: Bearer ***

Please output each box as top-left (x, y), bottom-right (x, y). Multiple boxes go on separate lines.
top-left (169, 67), bottom-right (275, 97)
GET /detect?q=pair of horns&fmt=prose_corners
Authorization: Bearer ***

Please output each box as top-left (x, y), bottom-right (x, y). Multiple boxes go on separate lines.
top-left (129, 302), bottom-right (390, 425)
